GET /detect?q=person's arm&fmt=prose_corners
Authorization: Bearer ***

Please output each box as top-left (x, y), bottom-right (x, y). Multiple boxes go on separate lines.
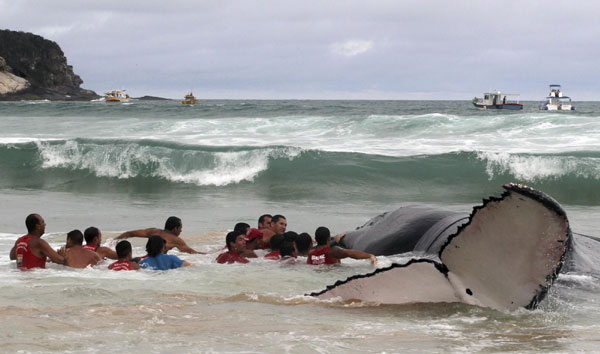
top-left (171, 238), bottom-right (205, 254)
top-left (90, 253), bottom-right (102, 267)
top-left (114, 228), bottom-right (157, 240)
top-left (9, 242), bottom-right (17, 260)
top-left (182, 260), bottom-right (192, 267)
top-left (330, 246), bottom-right (377, 265)
top-left (130, 261), bottom-right (141, 270)
top-left (98, 246), bottom-right (118, 260)
top-left (39, 240), bottom-right (66, 265)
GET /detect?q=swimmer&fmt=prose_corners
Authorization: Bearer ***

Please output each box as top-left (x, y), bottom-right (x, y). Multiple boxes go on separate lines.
top-left (307, 227), bottom-right (377, 266)
top-left (260, 214), bottom-right (287, 249)
top-left (138, 235), bottom-right (191, 270)
top-left (233, 222), bottom-right (250, 235)
top-left (295, 232), bottom-right (313, 256)
top-left (216, 231), bottom-right (250, 264)
top-left (9, 214), bottom-right (65, 269)
top-left (108, 241), bottom-right (140, 271)
top-left (115, 216), bottom-right (204, 254)
top-left (265, 234), bottom-right (284, 260)
top-left (279, 242), bottom-right (297, 264)
top-left (60, 229), bottom-right (102, 268)
top-left (83, 227), bottom-right (117, 259)
top-left (258, 214), bottom-right (272, 230)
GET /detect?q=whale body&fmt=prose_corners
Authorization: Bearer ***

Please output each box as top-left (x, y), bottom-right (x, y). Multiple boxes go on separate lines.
top-left (310, 183), bottom-right (594, 311)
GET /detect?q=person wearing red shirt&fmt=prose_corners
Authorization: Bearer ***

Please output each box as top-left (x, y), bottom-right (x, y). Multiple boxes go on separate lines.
top-left (9, 214), bottom-right (65, 269)
top-left (264, 234), bottom-right (284, 260)
top-left (216, 231), bottom-right (249, 264)
top-left (83, 227), bottom-right (117, 260)
top-left (109, 240), bottom-right (140, 271)
top-left (307, 227), bottom-right (377, 266)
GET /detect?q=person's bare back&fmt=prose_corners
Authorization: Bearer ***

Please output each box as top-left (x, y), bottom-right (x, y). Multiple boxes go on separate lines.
top-left (65, 245), bottom-right (101, 268)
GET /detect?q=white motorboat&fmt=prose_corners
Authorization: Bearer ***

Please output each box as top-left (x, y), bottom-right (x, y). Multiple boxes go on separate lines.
top-left (540, 85), bottom-right (575, 111)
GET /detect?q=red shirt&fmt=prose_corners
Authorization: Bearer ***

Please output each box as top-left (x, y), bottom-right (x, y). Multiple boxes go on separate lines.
top-left (307, 246), bottom-right (339, 265)
top-left (108, 259), bottom-right (134, 271)
top-left (216, 250), bottom-right (249, 264)
top-left (15, 235), bottom-right (46, 270)
top-left (264, 250), bottom-right (281, 260)
top-left (83, 244), bottom-right (98, 252)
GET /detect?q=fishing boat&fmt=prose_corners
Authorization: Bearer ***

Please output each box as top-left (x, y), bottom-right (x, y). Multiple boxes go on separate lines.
top-left (539, 84), bottom-right (575, 110)
top-left (181, 92), bottom-right (198, 105)
top-left (104, 90), bottom-right (130, 102)
top-left (472, 91), bottom-right (523, 110)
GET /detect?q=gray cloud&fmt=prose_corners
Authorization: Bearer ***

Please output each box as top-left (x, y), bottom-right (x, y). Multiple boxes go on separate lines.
top-left (1, 0), bottom-right (598, 99)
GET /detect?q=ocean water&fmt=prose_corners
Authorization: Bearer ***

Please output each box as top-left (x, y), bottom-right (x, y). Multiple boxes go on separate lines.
top-left (0, 100), bottom-right (599, 353)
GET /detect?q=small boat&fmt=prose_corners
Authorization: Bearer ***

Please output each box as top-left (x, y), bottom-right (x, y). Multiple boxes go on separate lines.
top-left (539, 84), bottom-right (575, 111)
top-left (472, 91), bottom-right (523, 110)
top-left (181, 92), bottom-right (198, 105)
top-left (104, 90), bottom-right (130, 103)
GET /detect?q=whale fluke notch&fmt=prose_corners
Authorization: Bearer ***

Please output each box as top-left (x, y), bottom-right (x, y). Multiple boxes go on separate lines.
top-left (310, 183), bottom-right (572, 311)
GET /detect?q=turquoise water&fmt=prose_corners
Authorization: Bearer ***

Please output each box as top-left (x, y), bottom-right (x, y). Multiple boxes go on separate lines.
top-left (0, 100), bottom-right (599, 352)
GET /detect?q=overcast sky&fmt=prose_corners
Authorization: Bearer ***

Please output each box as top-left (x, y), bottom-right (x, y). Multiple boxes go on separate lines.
top-left (1, 1), bottom-right (598, 100)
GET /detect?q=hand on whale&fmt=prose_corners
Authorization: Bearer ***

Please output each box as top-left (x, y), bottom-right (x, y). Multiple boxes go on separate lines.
top-left (310, 183), bottom-right (571, 311)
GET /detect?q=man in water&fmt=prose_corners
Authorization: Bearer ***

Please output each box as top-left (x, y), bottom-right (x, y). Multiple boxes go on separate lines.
top-left (60, 229), bottom-right (102, 268)
top-left (307, 227), bottom-right (377, 266)
top-left (108, 240), bottom-right (140, 271)
top-left (139, 236), bottom-right (191, 270)
top-left (115, 216), bottom-right (204, 254)
top-left (83, 227), bottom-right (117, 260)
top-left (10, 214), bottom-right (65, 269)
top-left (258, 214), bottom-right (272, 231)
top-left (216, 231), bottom-right (250, 264)
top-left (260, 214), bottom-right (287, 249)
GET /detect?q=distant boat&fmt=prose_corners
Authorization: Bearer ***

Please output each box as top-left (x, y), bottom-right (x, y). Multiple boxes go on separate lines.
top-left (472, 91), bottom-right (523, 110)
top-left (539, 84), bottom-right (575, 111)
top-left (181, 92), bottom-right (198, 105)
top-left (104, 90), bottom-right (130, 102)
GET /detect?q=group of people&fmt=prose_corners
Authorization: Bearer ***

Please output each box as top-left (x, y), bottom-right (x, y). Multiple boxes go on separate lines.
top-left (9, 213), bottom-right (377, 271)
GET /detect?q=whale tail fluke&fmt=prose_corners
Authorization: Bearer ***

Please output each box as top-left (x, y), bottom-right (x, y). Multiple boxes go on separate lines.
top-left (310, 184), bottom-right (572, 311)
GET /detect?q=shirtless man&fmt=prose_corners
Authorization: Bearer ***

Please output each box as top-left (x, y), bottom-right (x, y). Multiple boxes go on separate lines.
top-left (114, 216), bottom-right (204, 254)
top-left (9, 214), bottom-right (65, 269)
top-left (83, 227), bottom-right (117, 259)
top-left (60, 229), bottom-right (101, 268)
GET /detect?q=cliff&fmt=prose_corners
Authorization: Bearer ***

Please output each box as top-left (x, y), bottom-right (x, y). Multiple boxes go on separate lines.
top-left (0, 29), bottom-right (99, 101)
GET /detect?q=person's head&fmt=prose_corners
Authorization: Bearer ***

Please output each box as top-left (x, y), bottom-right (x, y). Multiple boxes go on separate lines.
top-left (315, 227), bottom-right (331, 246)
top-left (245, 228), bottom-right (264, 250)
top-left (234, 222), bottom-right (250, 235)
top-left (283, 231), bottom-right (298, 243)
top-left (66, 229), bottom-right (84, 247)
top-left (25, 213), bottom-right (45, 236)
top-left (146, 235), bottom-right (166, 257)
top-left (164, 216), bottom-right (182, 236)
top-left (258, 214), bottom-right (272, 229)
top-left (279, 241), bottom-right (297, 258)
top-left (295, 232), bottom-right (313, 256)
top-left (270, 215), bottom-right (287, 235)
top-left (225, 230), bottom-right (246, 252)
top-left (269, 233), bottom-right (285, 251)
top-left (84, 227), bottom-right (101, 245)
top-left (116, 240), bottom-right (133, 260)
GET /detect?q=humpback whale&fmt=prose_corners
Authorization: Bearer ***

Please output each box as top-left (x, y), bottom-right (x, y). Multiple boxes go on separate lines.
top-left (309, 183), bottom-right (597, 311)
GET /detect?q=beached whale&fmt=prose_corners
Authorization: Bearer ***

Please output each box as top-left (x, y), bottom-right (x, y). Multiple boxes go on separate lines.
top-left (310, 183), bottom-right (598, 311)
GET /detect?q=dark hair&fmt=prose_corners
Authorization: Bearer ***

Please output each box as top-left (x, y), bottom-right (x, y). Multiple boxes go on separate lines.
top-left (295, 232), bottom-right (313, 254)
top-left (280, 242), bottom-right (295, 258)
top-left (226, 230), bottom-right (244, 251)
top-left (234, 222), bottom-right (250, 234)
top-left (283, 231), bottom-right (298, 243)
top-left (258, 214), bottom-right (272, 225)
top-left (315, 226), bottom-right (331, 246)
top-left (271, 215), bottom-right (286, 224)
top-left (146, 235), bottom-right (166, 257)
top-left (67, 229), bottom-right (84, 246)
top-left (269, 233), bottom-right (285, 251)
top-left (116, 240), bottom-right (132, 259)
top-left (84, 227), bottom-right (100, 244)
top-left (25, 214), bottom-right (40, 233)
top-left (164, 216), bottom-right (181, 231)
